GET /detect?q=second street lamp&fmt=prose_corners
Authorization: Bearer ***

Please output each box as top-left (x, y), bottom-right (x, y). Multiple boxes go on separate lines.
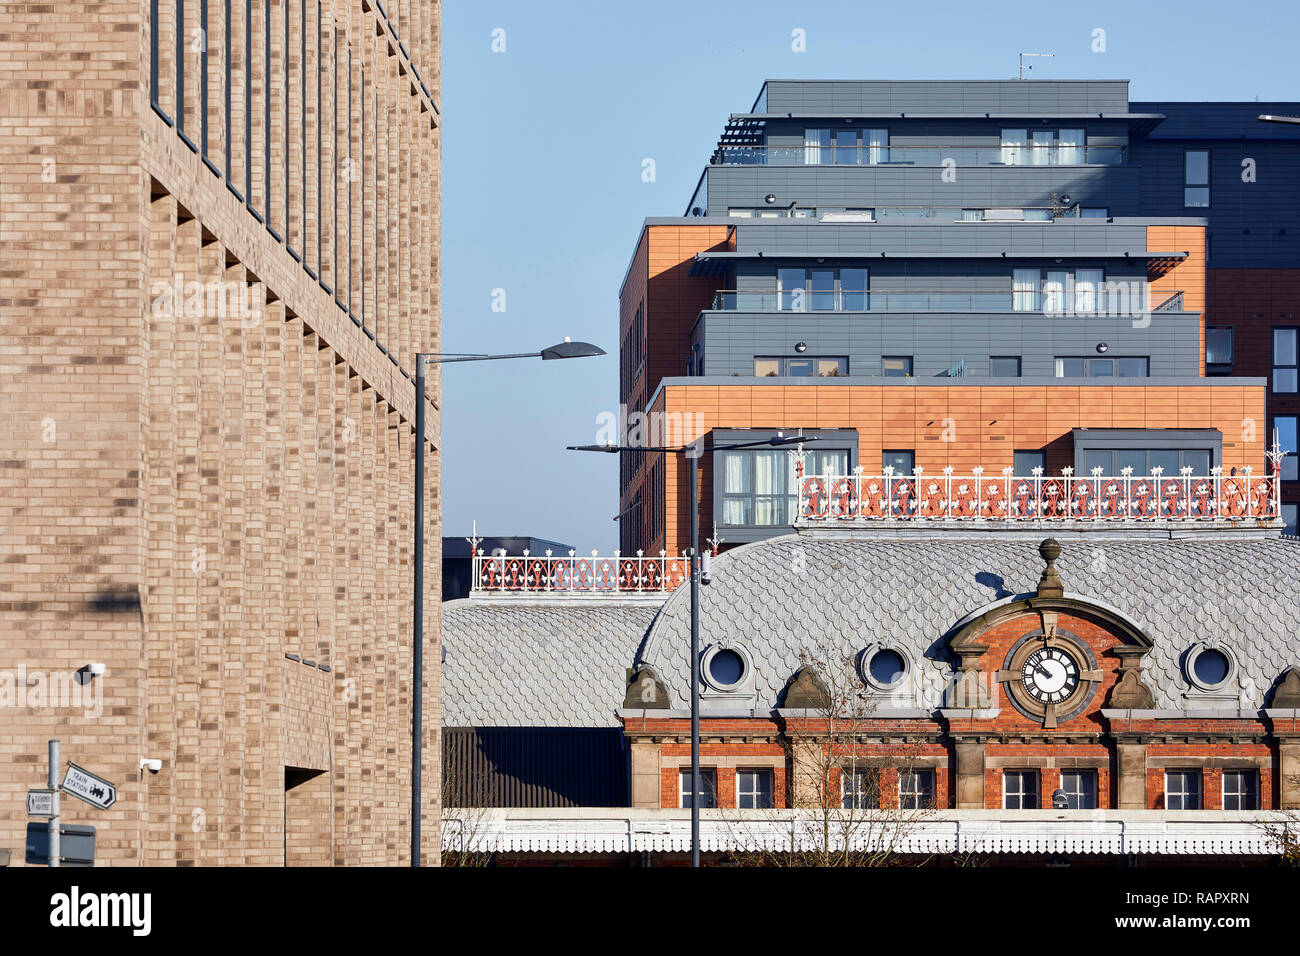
top-left (412, 337), bottom-right (604, 866)
top-left (568, 432), bottom-right (814, 866)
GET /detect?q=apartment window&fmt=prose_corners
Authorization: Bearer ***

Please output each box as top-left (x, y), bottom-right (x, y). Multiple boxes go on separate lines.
top-left (1275, 416), bottom-right (1298, 481)
top-left (1284, 503), bottom-right (1298, 536)
top-left (1166, 770), bottom-right (1202, 810)
top-left (882, 356), bottom-right (912, 377)
top-left (737, 770), bottom-right (774, 809)
top-left (1081, 207), bottom-right (1109, 218)
top-left (1055, 356), bottom-right (1149, 378)
top-left (1059, 770), bottom-right (1098, 809)
top-left (1015, 268), bottom-right (1108, 313)
top-left (1206, 326), bottom-right (1234, 374)
top-left (805, 128), bottom-right (888, 165)
top-left (719, 447), bottom-right (849, 527)
top-left (898, 770), bottom-right (935, 810)
top-left (1274, 328), bottom-right (1298, 393)
top-left (1222, 770), bottom-right (1260, 810)
top-left (680, 769), bottom-right (717, 809)
top-left (1003, 771), bottom-right (1039, 809)
top-left (883, 450), bottom-right (915, 474)
top-left (1081, 448), bottom-right (1212, 476)
top-left (774, 266), bottom-right (871, 311)
top-left (754, 356), bottom-right (848, 377)
top-left (990, 356), bottom-right (1022, 377)
top-left (1184, 149), bottom-right (1210, 207)
top-left (960, 208), bottom-right (985, 222)
top-left (841, 769), bottom-right (878, 809)
top-left (1001, 128), bottom-right (1088, 165)
top-left (1014, 450), bottom-right (1046, 474)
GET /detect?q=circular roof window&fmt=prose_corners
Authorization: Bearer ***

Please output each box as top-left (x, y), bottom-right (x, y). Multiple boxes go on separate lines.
top-left (869, 649), bottom-right (906, 686)
top-left (1192, 647), bottom-right (1231, 687)
top-left (861, 645), bottom-right (911, 691)
top-left (707, 648), bottom-right (746, 688)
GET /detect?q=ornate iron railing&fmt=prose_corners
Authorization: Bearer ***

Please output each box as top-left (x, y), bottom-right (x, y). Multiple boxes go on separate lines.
top-left (794, 453), bottom-right (1284, 524)
top-left (472, 549), bottom-right (690, 594)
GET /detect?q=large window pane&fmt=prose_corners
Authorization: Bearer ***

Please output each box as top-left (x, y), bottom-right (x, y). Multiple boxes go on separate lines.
top-left (1056, 357), bottom-right (1084, 378)
top-left (1206, 326), bottom-right (1233, 368)
top-left (1274, 330), bottom-right (1298, 394)
top-left (778, 268), bottom-right (806, 311)
top-left (804, 128), bottom-right (830, 165)
top-left (1182, 450), bottom-right (1211, 475)
top-left (810, 270), bottom-right (836, 311)
top-left (1058, 129), bottom-right (1084, 165)
top-left (1185, 150), bottom-right (1209, 185)
top-left (1083, 450), bottom-right (1113, 474)
top-left (1277, 416), bottom-right (1298, 481)
top-left (882, 356), bottom-right (912, 377)
top-left (1117, 357), bottom-right (1149, 378)
top-left (755, 358), bottom-right (781, 377)
top-left (883, 450), bottom-right (914, 473)
top-left (991, 356), bottom-right (1022, 377)
top-left (1148, 449), bottom-right (1179, 475)
top-left (1000, 129), bottom-right (1026, 165)
top-left (840, 268), bottom-right (869, 310)
top-left (1014, 450), bottom-right (1046, 474)
top-left (833, 128), bottom-right (859, 165)
top-left (1088, 358), bottom-right (1114, 378)
top-left (1013, 269), bottom-right (1039, 311)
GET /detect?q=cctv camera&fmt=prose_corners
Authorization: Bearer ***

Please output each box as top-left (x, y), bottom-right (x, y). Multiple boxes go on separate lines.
top-left (700, 551), bottom-right (713, 585)
top-left (88, 662), bottom-right (106, 677)
top-left (141, 758), bottom-right (162, 773)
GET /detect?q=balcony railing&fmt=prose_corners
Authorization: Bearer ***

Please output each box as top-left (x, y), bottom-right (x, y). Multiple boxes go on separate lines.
top-left (472, 549), bottom-right (689, 594)
top-left (794, 455), bottom-right (1284, 524)
top-left (709, 287), bottom-right (1174, 315)
top-left (712, 145), bottom-right (1126, 167)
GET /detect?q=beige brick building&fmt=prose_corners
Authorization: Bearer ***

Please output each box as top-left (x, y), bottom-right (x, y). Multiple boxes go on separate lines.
top-left (0, 1), bottom-right (441, 865)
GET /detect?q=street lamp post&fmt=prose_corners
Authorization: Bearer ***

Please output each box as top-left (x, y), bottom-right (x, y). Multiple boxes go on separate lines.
top-left (569, 433), bottom-right (813, 866)
top-left (411, 338), bottom-right (603, 866)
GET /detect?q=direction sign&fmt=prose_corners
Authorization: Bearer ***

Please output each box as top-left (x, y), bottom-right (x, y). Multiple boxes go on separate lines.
top-left (27, 788), bottom-right (55, 817)
top-left (61, 762), bottom-right (116, 810)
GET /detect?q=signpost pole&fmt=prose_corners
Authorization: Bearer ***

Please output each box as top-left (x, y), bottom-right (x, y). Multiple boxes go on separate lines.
top-left (48, 739), bottom-right (59, 868)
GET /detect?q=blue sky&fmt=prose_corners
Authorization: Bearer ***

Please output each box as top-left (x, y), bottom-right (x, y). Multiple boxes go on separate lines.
top-left (440, 0), bottom-right (1300, 553)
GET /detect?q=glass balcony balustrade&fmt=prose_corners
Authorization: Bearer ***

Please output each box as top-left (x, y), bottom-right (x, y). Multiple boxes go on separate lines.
top-left (712, 144), bottom-right (1126, 166)
top-left (707, 287), bottom-right (1174, 315)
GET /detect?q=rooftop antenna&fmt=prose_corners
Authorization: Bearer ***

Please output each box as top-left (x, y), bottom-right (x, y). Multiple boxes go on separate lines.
top-left (1018, 52), bottom-right (1054, 79)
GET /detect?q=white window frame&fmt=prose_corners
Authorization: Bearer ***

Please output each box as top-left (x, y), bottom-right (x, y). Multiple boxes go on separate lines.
top-left (841, 768), bottom-right (876, 809)
top-left (679, 768), bottom-right (717, 809)
top-left (737, 769), bottom-right (774, 809)
top-left (1222, 770), bottom-right (1259, 810)
top-left (1165, 769), bottom-right (1202, 810)
top-left (1059, 769), bottom-right (1098, 809)
top-left (898, 769), bottom-right (935, 810)
top-left (1003, 770), bottom-right (1039, 809)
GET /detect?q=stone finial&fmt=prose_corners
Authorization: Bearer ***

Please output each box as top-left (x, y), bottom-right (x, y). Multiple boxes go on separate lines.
top-left (623, 666), bottom-right (670, 709)
top-left (782, 665), bottom-right (831, 710)
top-left (1037, 538), bottom-right (1064, 598)
top-left (1108, 668), bottom-right (1156, 709)
top-left (1270, 667), bottom-right (1300, 709)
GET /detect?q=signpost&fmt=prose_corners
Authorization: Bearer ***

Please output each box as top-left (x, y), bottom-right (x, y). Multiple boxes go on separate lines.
top-left (61, 762), bottom-right (117, 811)
top-left (27, 741), bottom-right (115, 866)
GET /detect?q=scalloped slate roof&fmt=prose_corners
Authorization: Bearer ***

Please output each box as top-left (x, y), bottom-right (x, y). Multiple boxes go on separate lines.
top-left (441, 598), bottom-right (662, 727)
top-left (639, 533), bottom-right (1300, 711)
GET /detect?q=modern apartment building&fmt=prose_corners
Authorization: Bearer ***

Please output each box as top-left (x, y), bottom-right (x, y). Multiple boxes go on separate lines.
top-left (617, 80), bottom-right (1299, 556)
top-left (0, 1), bottom-right (440, 865)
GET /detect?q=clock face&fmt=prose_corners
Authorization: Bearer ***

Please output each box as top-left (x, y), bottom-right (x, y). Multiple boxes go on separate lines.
top-left (1020, 647), bottom-right (1080, 704)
